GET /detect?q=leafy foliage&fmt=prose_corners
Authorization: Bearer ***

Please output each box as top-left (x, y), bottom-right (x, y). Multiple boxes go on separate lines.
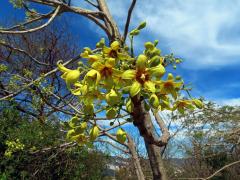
top-left (0, 103), bottom-right (109, 179)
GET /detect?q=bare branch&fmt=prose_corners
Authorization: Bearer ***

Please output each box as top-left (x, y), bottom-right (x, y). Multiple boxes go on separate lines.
top-left (84, 0), bottom-right (99, 8)
top-left (174, 160), bottom-right (240, 180)
top-left (31, 142), bottom-right (76, 154)
top-left (0, 54), bottom-right (81, 101)
top-left (153, 110), bottom-right (170, 145)
top-left (0, 7), bottom-right (56, 31)
top-left (123, 0), bottom-right (137, 43)
top-left (97, 139), bottom-right (129, 153)
top-left (0, 41), bottom-right (49, 66)
top-left (0, 6), bottom-right (61, 34)
top-left (85, 14), bottom-right (112, 39)
top-left (205, 160), bottom-right (240, 180)
top-left (97, 0), bottom-right (120, 40)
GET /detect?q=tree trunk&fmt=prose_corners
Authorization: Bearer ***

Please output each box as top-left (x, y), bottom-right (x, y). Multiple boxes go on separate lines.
top-left (132, 97), bottom-right (168, 180)
top-left (145, 142), bottom-right (168, 180)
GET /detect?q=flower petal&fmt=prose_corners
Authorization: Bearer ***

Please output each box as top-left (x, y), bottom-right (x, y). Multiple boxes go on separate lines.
top-left (144, 81), bottom-right (156, 93)
top-left (122, 70), bottom-right (136, 80)
top-left (130, 81), bottom-right (141, 97)
top-left (148, 64), bottom-right (165, 78)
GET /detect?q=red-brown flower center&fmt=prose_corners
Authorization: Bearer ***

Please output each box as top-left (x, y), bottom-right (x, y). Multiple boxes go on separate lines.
top-left (109, 50), bottom-right (118, 58)
top-left (164, 81), bottom-right (174, 88)
top-left (136, 70), bottom-right (150, 84)
top-left (100, 66), bottom-right (113, 77)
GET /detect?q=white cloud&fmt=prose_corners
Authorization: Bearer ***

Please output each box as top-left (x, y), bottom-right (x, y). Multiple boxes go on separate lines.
top-left (216, 97), bottom-right (240, 106)
top-left (105, 0), bottom-right (240, 69)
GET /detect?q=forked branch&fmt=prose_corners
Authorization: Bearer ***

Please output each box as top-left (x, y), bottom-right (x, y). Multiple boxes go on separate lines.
top-left (0, 6), bottom-right (61, 34)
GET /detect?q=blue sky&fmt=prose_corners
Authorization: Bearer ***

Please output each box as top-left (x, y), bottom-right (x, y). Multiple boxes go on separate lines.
top-left (1, 0), bottom-right (240, 107)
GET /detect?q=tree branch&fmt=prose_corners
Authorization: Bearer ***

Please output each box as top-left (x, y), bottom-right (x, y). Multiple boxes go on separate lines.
top-left (0, 41), bottom-right (50, 66)
top-left (97, 139), bottom-right (129, 154)
top-left (153, 110), bottom-right (170, 146)
top-left (0, 54), bottom-right (81, 101)
top-left (0, 6), bottom-right (61, 34)
top-left (205, 160), bottom-right (240, 180)
top-left (123, 0), bottom-right (137, 43)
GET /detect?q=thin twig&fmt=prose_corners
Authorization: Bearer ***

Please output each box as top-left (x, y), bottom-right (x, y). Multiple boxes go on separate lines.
top-left (84, 0), bottom-right (99, 8)
top-left (97, 139), bottom-right (129, 153)
top-left (205, 160), bottom-right (240, 180)
top-left (123, 0), bottom-right (137, 43)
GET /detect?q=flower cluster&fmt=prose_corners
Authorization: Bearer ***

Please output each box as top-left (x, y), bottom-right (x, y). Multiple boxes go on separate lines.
top-left (4, 139), bottom-right (25, 158)
top-left (57, 24), bottom-right (203, 145)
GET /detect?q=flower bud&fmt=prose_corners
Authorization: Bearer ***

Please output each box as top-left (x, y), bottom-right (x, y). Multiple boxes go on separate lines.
top-left (89, 126), bottom-right (100, 141)
top-left (136, 54), bottom-right (147, 70)
top-left (149, 55), bottom-right (160, 67)
top-left (144, 42), bottom-right (154, 50)
top-left (149, 64), bottom-right (165, 78)
top-left (151, 48), bottom-right (161, 56)
top-left (116, 128), bottom-right (127, 143)
top-left (175, 75), bottom-right (181, 81)
top-left (130, 29), bottom-right (140, 36)
top-left (110, 41), bottom-right (120, 50)
top-left (106, 108), bottom-right (117, 119)
top-left (149, 94), bottom-right (159, 108)
top-left (137, 21), bottom-right (146, 30)
top-left (167, 73), bottom-right (174, 80)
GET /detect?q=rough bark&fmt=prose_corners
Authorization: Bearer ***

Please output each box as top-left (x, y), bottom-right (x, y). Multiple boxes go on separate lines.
top-left (132, 97), bottom-right (168, 180)
top-left (97, 0), bottom-right (121, 41)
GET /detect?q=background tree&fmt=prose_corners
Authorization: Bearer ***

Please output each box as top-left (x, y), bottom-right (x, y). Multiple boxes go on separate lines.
top-left (164, 103), bottom-right (240, 179)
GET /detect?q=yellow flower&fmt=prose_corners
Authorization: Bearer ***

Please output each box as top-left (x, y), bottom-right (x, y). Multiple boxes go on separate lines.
top-left (81, 50), bottom-right (101, 64)
top-left (158, 73), bottom-right (182, 99)
top-left (103, 41), bottom-right (120, 58)
top-left (149, 94), bottom-right (159, 108)
top-left (57, 61), bottom-right (81, 88)
top-left (173, 99), bottom-right (195, 114)
top-left (103, 41), bottom-right (131, 60)
top-left (84, 69), bottom-right (101, 86)
top-left (106, 89), bottom-right (121, 106)
top-left (121, 58), bottom-right (166, 97)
